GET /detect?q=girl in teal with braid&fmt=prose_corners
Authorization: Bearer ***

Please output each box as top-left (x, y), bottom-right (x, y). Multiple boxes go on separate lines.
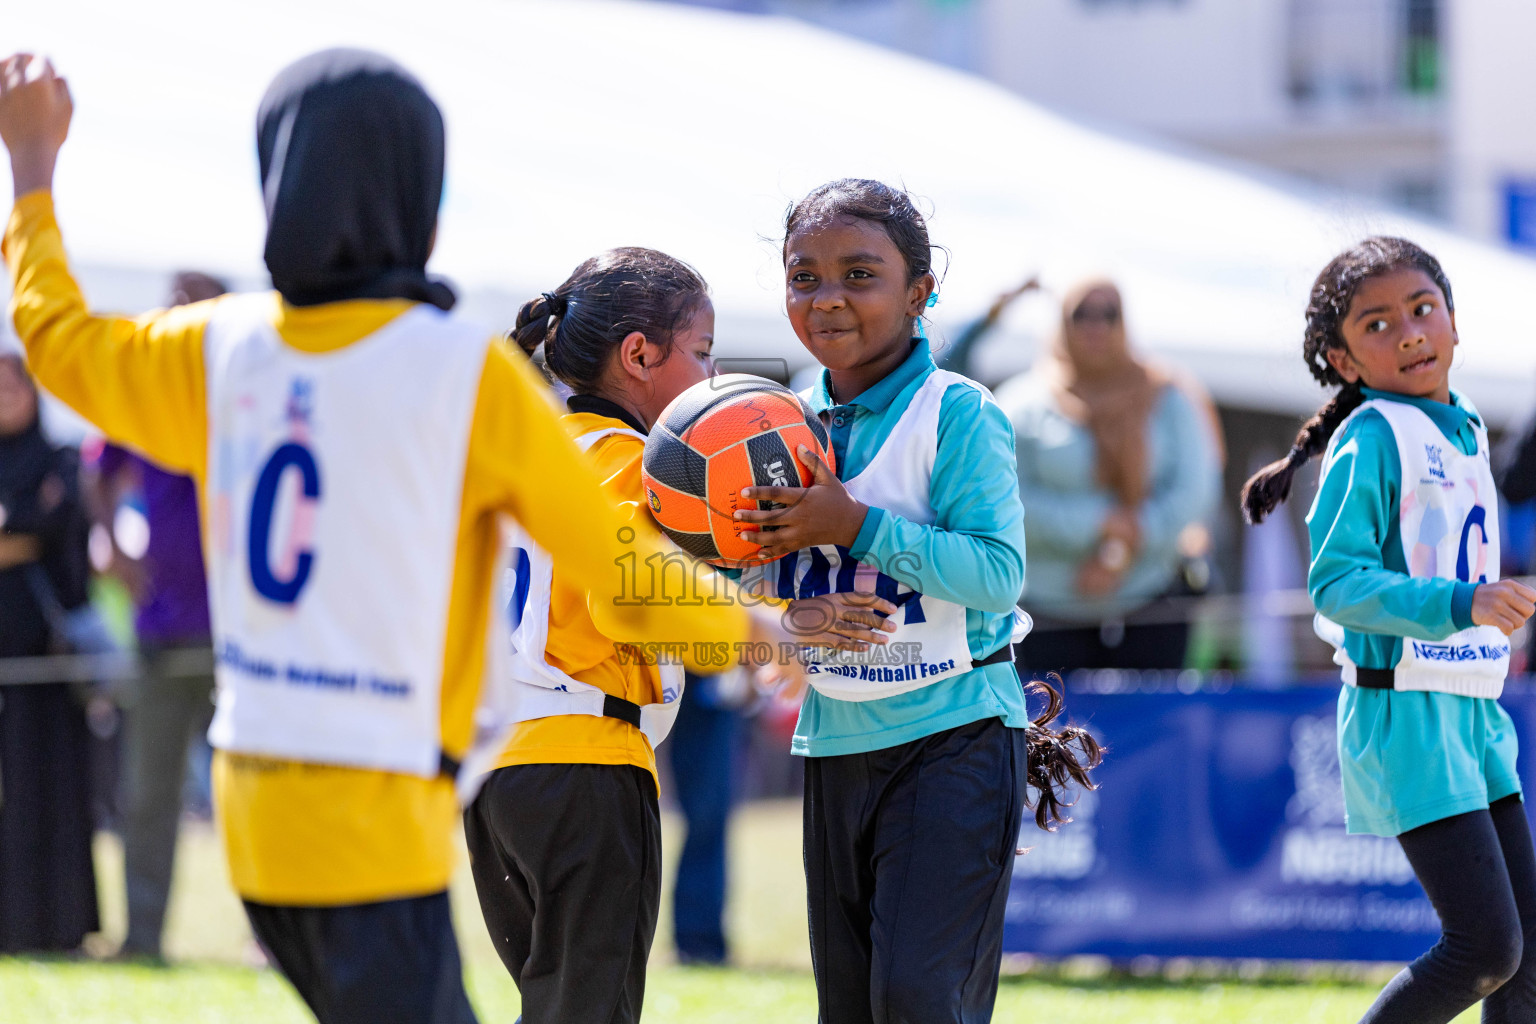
top-left (1244, 237), bottom-right (1536, 1023)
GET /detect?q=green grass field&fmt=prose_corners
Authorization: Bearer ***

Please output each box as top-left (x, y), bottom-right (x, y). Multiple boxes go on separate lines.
top-left (0, 800), bottom-right (1476, 1023)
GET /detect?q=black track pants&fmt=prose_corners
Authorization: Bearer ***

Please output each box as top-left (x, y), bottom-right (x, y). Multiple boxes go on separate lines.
top-left (464, 763), bottom-right (661, 1024)
top-left (1359, 795), bottom-right (1536, 1024)
top-left (803, 716), bottom-right (1028, 1024)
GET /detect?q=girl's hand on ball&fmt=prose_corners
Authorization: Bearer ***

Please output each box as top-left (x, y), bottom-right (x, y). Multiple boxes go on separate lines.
top-left (735, 446), bottom-right (868, 559)
top-left (1471, 580), bottom-right (1536, 636)
top-left (785, 592), bottom-right (899, 652)
top-left (0, 54), bottom-right (73, 198)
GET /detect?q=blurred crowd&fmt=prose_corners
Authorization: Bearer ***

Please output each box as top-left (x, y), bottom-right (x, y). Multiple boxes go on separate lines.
top-left (0, 273), bottom-right (226, 958)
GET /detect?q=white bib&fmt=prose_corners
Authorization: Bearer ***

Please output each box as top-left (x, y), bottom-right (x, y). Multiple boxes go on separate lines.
top-left (1315, 399), bottom-right (1510, 698)
top-left (456, 427), bottom-right (686, 800)
top-left (744, 370), bottom-right (1027, 702)
top-left (203, 295), bottom-right (488, 776)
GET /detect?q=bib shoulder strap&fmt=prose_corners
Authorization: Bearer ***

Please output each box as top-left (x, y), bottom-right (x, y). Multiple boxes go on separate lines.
top-left (1362, 398), bottom-right (1488, 468)
top-left (573, 426), bottom-right (647, 452)
top-left (924, 367), bottom-right (996, 404)
top-left (1336, 396), bottom-right (1386, 431)
top-left (1362, 397), bottom-right (1435, 436)
top-left (207, 290), bottom-right (278, 328)
top-left (1321, 398), bottom-right (1395, 465)
top-left (203, 292), bottom-right (280, 357)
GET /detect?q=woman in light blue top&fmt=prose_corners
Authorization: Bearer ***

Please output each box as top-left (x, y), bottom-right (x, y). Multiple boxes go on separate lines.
top-left (1242, 237), bottom-right (1536, 1023)
top-left (996, 279), bottom-right (1221, 673)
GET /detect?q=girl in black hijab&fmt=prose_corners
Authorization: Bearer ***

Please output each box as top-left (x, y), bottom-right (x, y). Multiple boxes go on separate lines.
top-left (257, 48), bottom-right (456, 311)
top-left (3, 45), bottom-right (794, 1024)
top-left (0, 353), bottom-right (98, 953)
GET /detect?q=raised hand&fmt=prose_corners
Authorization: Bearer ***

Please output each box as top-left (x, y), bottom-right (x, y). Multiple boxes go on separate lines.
top-left (993, 274), bottom-right (1042, 313)
top-left (0, 53), bottom-right (73, 198)
top-left (1471, 579), bottom-right (1536, 636)
top-left (734, 445), bottom-right (869, 561)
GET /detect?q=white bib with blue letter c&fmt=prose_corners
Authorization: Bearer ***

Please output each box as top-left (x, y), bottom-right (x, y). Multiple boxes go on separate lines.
top-left (203, 294), bottom-right (487, 777)
top-left (1315, 399), bottom-right (1510, 698)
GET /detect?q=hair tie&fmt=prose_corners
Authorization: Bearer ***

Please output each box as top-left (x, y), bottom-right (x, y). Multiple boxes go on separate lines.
top-left (542, 291), bottom-right (568, 318)
top-left (1287, 444), bottom-right (1310, 465)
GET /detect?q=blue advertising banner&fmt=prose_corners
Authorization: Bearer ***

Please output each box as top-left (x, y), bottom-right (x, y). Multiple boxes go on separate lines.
top-left (1004, 685), bottom-right (1536, 960)
top-left (1505, 179), bottom-right (1536, 251)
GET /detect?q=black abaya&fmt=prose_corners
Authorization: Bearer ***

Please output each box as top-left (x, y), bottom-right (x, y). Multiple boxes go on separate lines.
top-left (0, 405), bottom-right (99, 953)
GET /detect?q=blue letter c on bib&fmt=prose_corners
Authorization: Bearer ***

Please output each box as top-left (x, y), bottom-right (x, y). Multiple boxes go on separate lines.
top-left (1456, 505), bottom-right (1490, 585)
top-left (507, 547), bottom-right (532, 631)
top-left (248, 442), bottom-right (321, 604)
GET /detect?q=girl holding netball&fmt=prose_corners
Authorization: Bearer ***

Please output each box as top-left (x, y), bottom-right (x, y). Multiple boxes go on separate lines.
top-left (467, 250), bottom-right (892, 1024)
top-left (735, 179), bottom-right (1101, 1024)
top-left (1243, 238), bottom-right (1536, 1022)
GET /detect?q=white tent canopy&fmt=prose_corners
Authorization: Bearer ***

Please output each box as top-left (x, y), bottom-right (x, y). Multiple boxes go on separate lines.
top-left (9, 0), bottom-right (1536, 423)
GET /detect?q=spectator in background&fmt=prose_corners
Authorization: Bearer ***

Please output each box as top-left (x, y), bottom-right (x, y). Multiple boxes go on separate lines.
top-left (995, 278), bottom-right (1222, 675)
top-left (1496, 408), bottom-right (1536, 534)
top-left (0, 351), bottom-right (98, 953)
top-left (85, 270), bottom-right (225, 962)
top-left (1493, 407), bottom-right (1536, 673)
top-left (1492, 405), bottom-right (1536, 543)
top-left (667, 669), bottom-right (752, 965)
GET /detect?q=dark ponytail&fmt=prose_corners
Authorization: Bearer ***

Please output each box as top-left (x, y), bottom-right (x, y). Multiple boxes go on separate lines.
top-left (1024, 676), bottom-right (1103, 831)
top-left (510, 247), bottom-right (709, 395)
top-left (1240, 236), bottom-right (1454, 525)
top-left (510, 291), bottom-right (568, 358)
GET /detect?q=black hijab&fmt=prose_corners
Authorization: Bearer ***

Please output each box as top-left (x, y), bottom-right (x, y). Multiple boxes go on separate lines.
top-left (0, 356), bottom-right (90, 607)
top-left (257, 49), bottom-right (455, 310)
top-left (0, 356), bottom-right (54, 518)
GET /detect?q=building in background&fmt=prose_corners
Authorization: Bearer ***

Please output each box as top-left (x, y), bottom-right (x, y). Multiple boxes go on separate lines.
top-left (1448, 0), bottom-right (1536, 248)
top-left (665, 0), bottom-right (1536, 252)
top-left (983, 0), bottom-right (1448, 221)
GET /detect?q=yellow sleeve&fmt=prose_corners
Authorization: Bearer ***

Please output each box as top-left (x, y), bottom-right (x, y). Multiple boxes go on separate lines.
top-left (585, 431), bottom-right (756, 673)
top-left (4, 192), bottom-right (210, 477)
top-left (462, 343), bottom-right (750, 651)
top-left (584, 431), bottom-right (647, 518)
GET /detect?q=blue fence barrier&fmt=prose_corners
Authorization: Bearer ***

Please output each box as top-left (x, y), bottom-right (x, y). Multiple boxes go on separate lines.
top-left (1004, 684), bottom-right (1536, 961)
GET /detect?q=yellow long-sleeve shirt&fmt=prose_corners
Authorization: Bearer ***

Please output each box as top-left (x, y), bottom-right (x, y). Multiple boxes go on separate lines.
top-left (4, 191), bottom-right (749, 905)
top-left (491, 412), bottom-right (678, 787)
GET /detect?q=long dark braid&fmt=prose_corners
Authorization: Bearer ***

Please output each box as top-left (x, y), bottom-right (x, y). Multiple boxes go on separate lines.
top-left (1240, 237), bottom-right (1454, 524)
top-left (1241, 384), bottom-right (1365, 525)
top-left (1024, 676), bottom-right (1103, 831)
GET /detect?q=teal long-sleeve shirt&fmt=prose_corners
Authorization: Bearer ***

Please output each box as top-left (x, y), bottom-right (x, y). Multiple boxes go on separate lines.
top-left (1306, 388), bottom-right (1481, 670)
top-left (791, 339), bottom-right (1031, 757)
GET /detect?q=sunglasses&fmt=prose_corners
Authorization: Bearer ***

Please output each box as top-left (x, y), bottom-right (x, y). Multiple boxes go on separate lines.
top-left (1072, 304), bottom-right (1121, 326)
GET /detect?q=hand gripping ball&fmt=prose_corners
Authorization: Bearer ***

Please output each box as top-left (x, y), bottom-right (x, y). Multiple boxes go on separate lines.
top-left (641, 374), bottom-right (835, 567)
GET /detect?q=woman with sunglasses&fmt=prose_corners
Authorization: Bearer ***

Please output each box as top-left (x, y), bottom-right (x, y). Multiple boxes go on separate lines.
top-left (995, 278), bottom-right (1222, 678)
